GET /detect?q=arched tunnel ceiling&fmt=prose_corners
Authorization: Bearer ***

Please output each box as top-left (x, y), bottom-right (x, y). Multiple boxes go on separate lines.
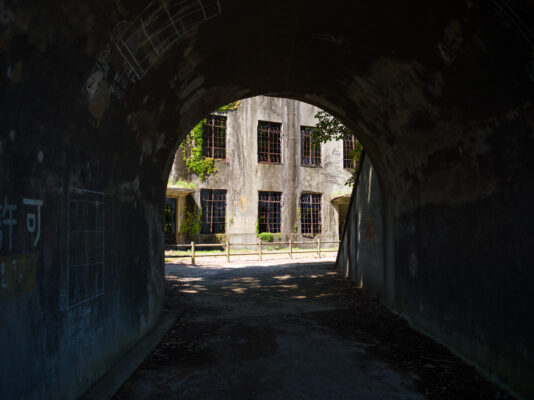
top-left (64, 0), bottom-right (534, 198)
top-left (4, 0), bottom-right (533, 192)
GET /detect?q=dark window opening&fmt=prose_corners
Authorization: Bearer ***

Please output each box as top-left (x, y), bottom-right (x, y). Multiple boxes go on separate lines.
top-left (301, 126), bottom-right (321, 167)
top-left (258, 191), bottom-right (282, 233)
top-left (203, 115), bottom-right (227, 159)
top-left (257, 121), bottom-right (281, 164)
top-left (164, 198), bottom-right (176, 234)
top-left (201, 189), bottom-right (226, 233)
top-left (343, 135), bottom-right (356, 169)
top-left (300, 193), bottom-right (321, 234)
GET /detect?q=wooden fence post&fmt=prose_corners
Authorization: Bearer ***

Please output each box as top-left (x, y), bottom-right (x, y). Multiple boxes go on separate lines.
top-left (317, 238), bottom-right (321, 259)
top-left (191, 241), bottom-right (195, 264)
top-left (226, 239), bottom-right (230, 262)
top-left (258, 240), bottom-right (262, 261)
top-left (289, 239), bottom-right (293, 259)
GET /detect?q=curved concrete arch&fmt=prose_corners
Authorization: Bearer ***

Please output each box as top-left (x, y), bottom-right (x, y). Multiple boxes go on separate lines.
top-left (1, 0), bottom-right (533, 398)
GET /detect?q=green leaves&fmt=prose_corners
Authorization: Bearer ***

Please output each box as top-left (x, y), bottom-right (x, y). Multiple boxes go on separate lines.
top-left (182, 119), bottom-right (217, 180)
top-left (312, 110), bottom-right (363, 186)
top-left (311, 110), bottom-right (352, 144)
top-left (217, 101), bottom-right (241, 112)
top-left (180, 208), bottom-right (201, 236)
top-left (257, 232), bottom-right (274, 242)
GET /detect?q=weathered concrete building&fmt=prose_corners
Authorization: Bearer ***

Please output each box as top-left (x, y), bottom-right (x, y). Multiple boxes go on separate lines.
top-left (166, 96), bottom-right (353, 245)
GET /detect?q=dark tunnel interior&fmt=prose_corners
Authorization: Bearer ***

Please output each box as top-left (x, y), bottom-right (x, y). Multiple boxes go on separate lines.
top-left (0, 0), bottom-right (533, 398)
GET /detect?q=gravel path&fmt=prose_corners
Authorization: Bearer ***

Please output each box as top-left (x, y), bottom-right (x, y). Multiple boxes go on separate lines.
top-left (115, 260), bottom-right (511, 400)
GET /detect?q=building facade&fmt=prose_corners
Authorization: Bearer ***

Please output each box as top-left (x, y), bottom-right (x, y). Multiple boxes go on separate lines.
top-left (166, 96), bottom-right (354, 245)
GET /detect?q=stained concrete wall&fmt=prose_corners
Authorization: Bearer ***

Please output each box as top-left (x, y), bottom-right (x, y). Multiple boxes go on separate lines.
top-left (337, 154), bottom-right (385, 299)
top-left (337, 148), bottom-right (534, 398)
top-left (172, 96), bottom-right (352, 245)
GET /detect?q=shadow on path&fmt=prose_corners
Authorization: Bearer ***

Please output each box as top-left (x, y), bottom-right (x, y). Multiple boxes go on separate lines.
top-left (115, 261), bottom-right (512, 400)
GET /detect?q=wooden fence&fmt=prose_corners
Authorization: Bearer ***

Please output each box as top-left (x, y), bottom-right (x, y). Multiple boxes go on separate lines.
top-left (165, 239), bottom-right (339, 264)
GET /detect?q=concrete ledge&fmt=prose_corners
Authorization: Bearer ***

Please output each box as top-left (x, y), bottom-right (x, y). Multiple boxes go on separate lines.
top-left (79, 309), bottom-right (183, 400)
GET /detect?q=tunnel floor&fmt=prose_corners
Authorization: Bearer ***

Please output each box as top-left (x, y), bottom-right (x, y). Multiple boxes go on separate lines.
top-left (114, 260), bottom-right (511, 400)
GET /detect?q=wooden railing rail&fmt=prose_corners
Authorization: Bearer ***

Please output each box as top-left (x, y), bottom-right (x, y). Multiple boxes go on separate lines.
top-left (164, 239), bottom-right (340, 264)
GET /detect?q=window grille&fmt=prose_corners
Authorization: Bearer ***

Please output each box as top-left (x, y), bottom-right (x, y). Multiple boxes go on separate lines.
top-left (301, 126), bottom-right (321, 167)
top-left (203, 115), bottom-right (227, 159)
top-left (343, 135), bottom-right (356, 169)
top-left (300, 193), bottom-right (321, 234)
top-left (258, 192), bottom-right (282, 233)
top-left (200, 189), bottom-right (226, 233)
top-left (257, 121), bottom-right (281, 164)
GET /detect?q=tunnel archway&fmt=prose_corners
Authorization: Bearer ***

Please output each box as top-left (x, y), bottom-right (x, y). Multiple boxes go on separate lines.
top-left (1, 0), bottom-right (533, 398)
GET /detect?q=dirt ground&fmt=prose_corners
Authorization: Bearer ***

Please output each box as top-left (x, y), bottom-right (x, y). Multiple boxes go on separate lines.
top-left (114, 258), bottom-right (513, 400)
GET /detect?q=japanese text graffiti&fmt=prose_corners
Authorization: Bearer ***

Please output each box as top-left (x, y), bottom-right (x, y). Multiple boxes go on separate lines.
top-left (23, 198), bottom-right (43, 247)
top-left (0, 197), bottom-right (43, 251)
top-left (0, 197), bottom-right (17, 250)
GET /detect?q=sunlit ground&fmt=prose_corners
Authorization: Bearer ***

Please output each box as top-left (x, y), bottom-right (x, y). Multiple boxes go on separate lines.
top-left (115, 260), bottom-right (511, 400)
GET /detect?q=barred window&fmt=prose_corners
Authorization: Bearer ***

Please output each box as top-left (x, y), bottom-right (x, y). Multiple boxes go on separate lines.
top-left (301, 126), bottom-right (321, 167)
top-left (203, 115), bottom-right (227, 159)
top-left (200, 189), bottom-right (226, 233)
top-left (257, 121), bottom-right (281, 164)
top-left (300, 193), bottom-right (321, 235)
top-left (343, 135), bottom-right (356, 169)
top-left (258, 192), bottom-right (281, 233)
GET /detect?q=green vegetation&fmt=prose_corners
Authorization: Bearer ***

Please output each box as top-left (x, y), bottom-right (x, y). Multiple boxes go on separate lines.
top-left (167, 179), bottom-right (196, 189)
top-left (180, 119), bottom-right (216, 180)
top-left (180, 101), bottom-right (241, 180)
top-left (180, 206), bottom-right (202, 236)
top-left (216, 100), bottom-right (241, 112)
top-left (257, 232), bottom-right (274, 242)
top-left (312, 110), bottom-right (363, 185)
top-left (312, 110), bottom-right (351, 142)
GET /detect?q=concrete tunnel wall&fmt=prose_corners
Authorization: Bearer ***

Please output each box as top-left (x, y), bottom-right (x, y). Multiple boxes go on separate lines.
top-left (1, 0), bottom-right (534, 398)
top-left (337, 154), bottom-right (386, 300)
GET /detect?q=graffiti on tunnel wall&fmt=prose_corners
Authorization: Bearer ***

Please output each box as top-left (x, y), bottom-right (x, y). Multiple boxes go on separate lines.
top-left (0, 196), bottom-right (43, 251)
top-left (66, 187), bottom-right (105, 309)
top-left (0, 254), bottom-right (36, 298)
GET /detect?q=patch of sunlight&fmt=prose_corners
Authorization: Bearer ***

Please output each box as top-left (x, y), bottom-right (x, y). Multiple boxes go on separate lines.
top-left (272, 275), bottom-right (293, 280)
top-left (236, 277), bottom-right (259, 283)
top-left (181, 277), bottom-right (204, 282)
top-left (226, 278), bottom-right (261, 289)
top-left (277, 284), bottom-right (299, 289)
top-left (291, 295), bottom-right (307, 299)
top-left (221, 285), bottom-right (251, 292)
top-left (181, 289), bottom-right (199, 293)
top-left (314, 293), bottom-right (333, 298)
